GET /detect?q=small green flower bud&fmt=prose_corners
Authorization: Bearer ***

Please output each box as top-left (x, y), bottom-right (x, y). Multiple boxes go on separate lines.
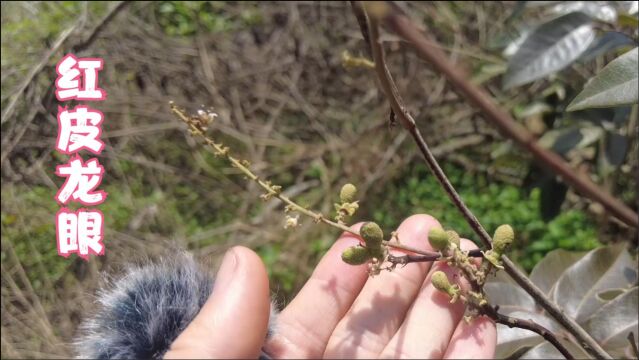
top-left (431, 271), bottom-right (451, 292)
top-left (340, 183), bottom-right (358, 203)
top-left (360, 222), bottom-right (383, 248)
top-left (492, 224), bottom-right (514, 254)
top-left (428, 228), bottom-right (450, 251)
top-left (341, 246), bottom-right (371, 265)
top-left (446, 230), bottom-right (461, 247)
top-left (431, 270), bottom-right (461, 303)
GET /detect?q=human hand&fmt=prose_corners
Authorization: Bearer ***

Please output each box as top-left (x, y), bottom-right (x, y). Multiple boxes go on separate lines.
top-left (165, 214), bottom-right (496, 359)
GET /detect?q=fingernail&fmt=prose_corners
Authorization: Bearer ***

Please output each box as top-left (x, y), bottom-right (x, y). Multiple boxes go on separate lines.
top-left (215, 248), bottom-right (239, 291)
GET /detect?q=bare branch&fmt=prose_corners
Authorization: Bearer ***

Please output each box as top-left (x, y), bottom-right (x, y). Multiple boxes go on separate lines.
top-left (483, 305), bottom-right (575, 360)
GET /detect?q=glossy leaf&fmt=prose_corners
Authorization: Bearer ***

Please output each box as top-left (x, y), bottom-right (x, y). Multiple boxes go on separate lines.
top-left (552, 245), bottom-right (638, 322)
top-left (567, 47), bottom-right (639, 111)
top-left (485, 282), bottom-right (536, 314)
top-left (585, 287), bottom-right (638, 358)
top-left (493, 246), bottom-right (638, 358)
top-left (551, 1), bottom-right (617, 22)
top-left (503, 12), bottom-right (595, 89)
top-left (529, 249), bottom-right (587, 294)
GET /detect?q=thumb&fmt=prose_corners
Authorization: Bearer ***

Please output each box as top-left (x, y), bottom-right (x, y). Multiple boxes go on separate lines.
top-left (165, 246), bottom-right (271, 359)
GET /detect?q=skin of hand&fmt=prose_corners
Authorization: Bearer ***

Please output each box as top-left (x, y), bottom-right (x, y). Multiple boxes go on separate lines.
top-left (165, 214), bottom-right (497, 359)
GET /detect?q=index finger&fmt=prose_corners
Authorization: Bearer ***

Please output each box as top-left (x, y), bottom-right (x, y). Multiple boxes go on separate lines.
top-left (263, 223), bottom-right (369, 358)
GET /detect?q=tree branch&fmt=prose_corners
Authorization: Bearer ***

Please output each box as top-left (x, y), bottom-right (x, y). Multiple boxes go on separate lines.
top-left (383, 6), bottom-right (637, 229)
top-left (482, 305), bottom-right (575, 360)
top-left (355, 3), bottom-right (613, 359)
top-left (387, 248), bottom-right (483, 266)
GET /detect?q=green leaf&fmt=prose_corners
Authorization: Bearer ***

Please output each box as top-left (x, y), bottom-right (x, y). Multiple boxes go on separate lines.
top-left (503, 12), bottom-right (595, 89)
top-left (484, 282), bottom-right (536, 314)
top-left (552, 245), bottom-right (638, 322)
top-left (492, 246), bottom-right (638, 358)
top-left (529, 249), bottom-right (587, 295)
top-left (567, 47), bottom-right (639, 111)
top-left (585, 287), bottom-right (638, 358)
top-left (550, 1), bottom-right (618, 23)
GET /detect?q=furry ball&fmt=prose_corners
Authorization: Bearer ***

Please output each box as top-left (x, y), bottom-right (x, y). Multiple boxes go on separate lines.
top-left (75, 253), bottom-right (277, 359)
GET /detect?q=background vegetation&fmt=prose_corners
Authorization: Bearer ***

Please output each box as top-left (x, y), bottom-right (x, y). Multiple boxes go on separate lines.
top-left (1, 1), bottom-right (636, 358)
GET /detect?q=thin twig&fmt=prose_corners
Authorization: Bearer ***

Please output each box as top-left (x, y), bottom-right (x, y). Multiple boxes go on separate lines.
top-left (482, 305), bottom-right (575, 360)
top-left (170, 102), bottom-right (438, 258)
top-left (387, 248), bottom-right (483, 266)
top-left (357, 4), bottom-right (612, 359)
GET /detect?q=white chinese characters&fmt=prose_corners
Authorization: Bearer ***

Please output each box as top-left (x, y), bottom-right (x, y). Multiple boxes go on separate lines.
top-left (54, 53), bottom-right (107, 260)
top-left (55, 54), bottom-right (106, 101)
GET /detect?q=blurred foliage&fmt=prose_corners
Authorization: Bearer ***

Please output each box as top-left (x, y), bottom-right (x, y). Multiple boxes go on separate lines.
top-left (155, 1), bottom-right (263, 37)
top-left (372, 164), bottom-right (600, 271)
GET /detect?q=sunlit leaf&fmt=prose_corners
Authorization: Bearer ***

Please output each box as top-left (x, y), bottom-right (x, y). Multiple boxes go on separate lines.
top-left (530, 249), bottom-right (587, 294)
top-left (585, 287), bottom-right (639, 358)
top-left (552, 245), bottom-right (638, 322)
top-left (567, 47), bottom-right (639, 111)
top-left (503, 12), bottom-right (595, 89)
top-left (485, 282), bottom-right (536, 314)
top-left (494, 246), bottom-right (638, 358)
top-left (551, 1), bottom-right (617, 23)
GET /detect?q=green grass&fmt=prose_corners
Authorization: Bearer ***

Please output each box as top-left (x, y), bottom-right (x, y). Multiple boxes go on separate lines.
top-left (371, 164), bottom-right (600, 271)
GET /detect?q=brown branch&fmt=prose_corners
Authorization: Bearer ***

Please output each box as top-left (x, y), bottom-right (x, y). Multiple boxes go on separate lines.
top-left (356, 3), bottom-right (612, 359)
top-left (383, 7), bottom-right (637, 229)
top-left (387, 248), bottom-right (483, 266)
top-left (482, 305), bottom-right (575, 360)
